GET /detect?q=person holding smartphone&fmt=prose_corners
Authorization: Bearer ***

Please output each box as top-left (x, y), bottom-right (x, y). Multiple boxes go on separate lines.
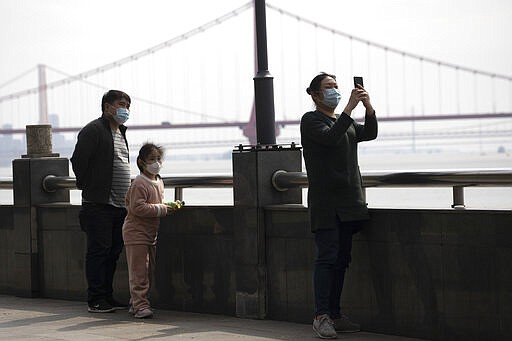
top-left (300, 72), bottom-right (377, 339)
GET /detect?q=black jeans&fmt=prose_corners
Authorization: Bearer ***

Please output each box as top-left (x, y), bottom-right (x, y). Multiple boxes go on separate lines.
top-left (79, 203), bottom-right (126, 304)
top-left (313, 219), bottom-right (362, 319)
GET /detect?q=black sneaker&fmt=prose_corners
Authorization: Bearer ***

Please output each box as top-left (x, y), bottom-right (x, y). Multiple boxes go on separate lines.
top-left (88, 300), bottom-right (115, 313)
top-left (106, 297), bottom-right (128, 310)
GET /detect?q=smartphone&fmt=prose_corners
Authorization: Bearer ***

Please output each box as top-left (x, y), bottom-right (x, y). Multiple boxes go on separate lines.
top-left (353, 76), bottom-right (364, 88)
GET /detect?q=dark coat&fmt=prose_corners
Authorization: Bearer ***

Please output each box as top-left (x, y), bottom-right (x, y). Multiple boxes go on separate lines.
top-left (300, 110), bottom-right (377, 231)
top-left (70, 116), bottom-right (128, 204)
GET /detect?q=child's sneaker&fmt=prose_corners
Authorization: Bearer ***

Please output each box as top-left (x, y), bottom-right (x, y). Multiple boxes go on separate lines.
top-left (134, 308), bottom-right (153, 319)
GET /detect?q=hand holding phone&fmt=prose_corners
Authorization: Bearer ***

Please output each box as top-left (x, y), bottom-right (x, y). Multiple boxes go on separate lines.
top-left (353, 76), bottom-right (364, 89)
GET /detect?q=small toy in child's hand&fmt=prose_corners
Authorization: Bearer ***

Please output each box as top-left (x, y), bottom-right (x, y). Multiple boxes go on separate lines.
top-left (164, 200), bottom-right (185, 209)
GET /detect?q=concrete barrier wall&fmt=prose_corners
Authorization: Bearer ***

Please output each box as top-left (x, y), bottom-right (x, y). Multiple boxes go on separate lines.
top-left (265, 206), bottom-right (512, 341)
top-left (1, 203), bottom-right (511, 340)
top-left (152, 206), bottom-right (235, 315)
top-left (0, 205), bottom-right (16, 294)
top-left (36, 204), bottom-right (92, 300)
top-left (34, 204), bottom-right (236, 316)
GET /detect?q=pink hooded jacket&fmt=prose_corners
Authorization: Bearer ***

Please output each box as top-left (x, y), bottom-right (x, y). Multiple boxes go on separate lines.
top-left (122, 174), bottom-right (167, 245)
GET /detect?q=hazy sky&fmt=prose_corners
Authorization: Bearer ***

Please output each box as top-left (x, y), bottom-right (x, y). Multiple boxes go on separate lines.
top-left (1, 0), bottom-right (511, 89)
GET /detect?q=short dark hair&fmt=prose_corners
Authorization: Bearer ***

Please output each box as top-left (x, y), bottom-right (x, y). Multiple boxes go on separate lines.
top-left (101, 90), bottom-right (131, 112)
top-left (306, 72), bottom-right (336, 95)
top-left (136, 142), bottom-right (164, 173)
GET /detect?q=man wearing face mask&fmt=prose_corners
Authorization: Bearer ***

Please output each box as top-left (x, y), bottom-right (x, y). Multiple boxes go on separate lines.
top-left (71, 90), bottom-right (132, 313)
top-left (300, 73), bottom-right (377, 339)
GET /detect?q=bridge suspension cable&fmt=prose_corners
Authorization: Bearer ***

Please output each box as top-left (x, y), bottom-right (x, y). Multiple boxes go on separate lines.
top-left (0, 1), bottom-right (253, 104)
top-left (0, 66), bottom-right (37, 90)
top-left (43, 65), bottom-right (230, 122)
top-left (266, 3), bottom-right (512, 82)
top-left (1, 1), bottom-right (511, 129)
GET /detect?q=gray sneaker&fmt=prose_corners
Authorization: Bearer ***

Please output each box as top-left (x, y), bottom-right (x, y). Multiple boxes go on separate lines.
top-left (313, 314), bottom-right (337, 339)
top-left (333, 314), bottom-right (360, 333)
top-left (134, 308), bottom-right (153, 319)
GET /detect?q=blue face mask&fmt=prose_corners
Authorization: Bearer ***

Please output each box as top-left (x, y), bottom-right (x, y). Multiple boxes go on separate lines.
top-left (114, 107), bottom-right (130, 124)
top-left (322, 88), bottom-right (341, 108)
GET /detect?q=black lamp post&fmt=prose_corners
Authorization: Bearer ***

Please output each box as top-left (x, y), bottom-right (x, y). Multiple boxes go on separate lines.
top-left (253, 0), bottom-right (276, 145)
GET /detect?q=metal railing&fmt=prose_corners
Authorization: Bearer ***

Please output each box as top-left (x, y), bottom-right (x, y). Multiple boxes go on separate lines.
top-left (40, 174), bottom-right (233, 202)
top-left (272, 168), bottom-right (512, 208)
top-left (1, 169), bottom-right (511, 208)
top-left (0, 177), bottom-right (13, 190)
top-left (161, 175), bottom-right (233, 201)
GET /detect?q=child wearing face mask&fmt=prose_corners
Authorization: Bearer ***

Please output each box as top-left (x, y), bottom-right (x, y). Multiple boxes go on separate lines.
top-left (122, 142), bottom-right (174, 319)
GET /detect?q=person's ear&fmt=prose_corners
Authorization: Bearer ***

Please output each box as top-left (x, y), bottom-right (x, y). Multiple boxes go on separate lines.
top-left (312, 91), bottom-right (322, 103)
top-left (104, 103), bottom-right (111, 114)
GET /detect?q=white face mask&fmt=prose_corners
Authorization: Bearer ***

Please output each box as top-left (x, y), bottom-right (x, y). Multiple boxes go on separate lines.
top-left (145, 161), bottom-right (162, 175)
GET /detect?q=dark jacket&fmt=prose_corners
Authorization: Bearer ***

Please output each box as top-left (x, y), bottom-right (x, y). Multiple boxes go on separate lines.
top-left (300, 110), bottom-right (377, 231)
top-left (71, 116), bottom-right (128, 204)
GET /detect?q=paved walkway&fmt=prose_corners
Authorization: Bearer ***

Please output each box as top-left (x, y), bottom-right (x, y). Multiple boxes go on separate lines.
top-left (0, 295), bottom-right (424, 340)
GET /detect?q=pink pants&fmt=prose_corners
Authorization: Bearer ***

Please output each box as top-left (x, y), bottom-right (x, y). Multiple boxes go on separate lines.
top-left (125, 244), bottom-right (156, 311)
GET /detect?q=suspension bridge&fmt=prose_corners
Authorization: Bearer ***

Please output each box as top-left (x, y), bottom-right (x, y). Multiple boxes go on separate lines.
top-left (0, 1), bottom-right (511, 160)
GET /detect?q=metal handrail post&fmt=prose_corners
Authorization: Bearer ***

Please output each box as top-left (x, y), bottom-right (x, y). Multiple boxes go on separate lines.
top-left (452, 186), bottom-right (465, 209)
top-left (175, 187), bottom-right (183, 202)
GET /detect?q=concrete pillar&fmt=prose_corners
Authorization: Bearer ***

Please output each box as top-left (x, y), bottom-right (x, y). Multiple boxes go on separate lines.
top-left (12, 124), bottom-right (69, 297)
top-left (232, 145), bottom-right (302, 318)
top-left (23, 124), bottom-right (58, 158)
